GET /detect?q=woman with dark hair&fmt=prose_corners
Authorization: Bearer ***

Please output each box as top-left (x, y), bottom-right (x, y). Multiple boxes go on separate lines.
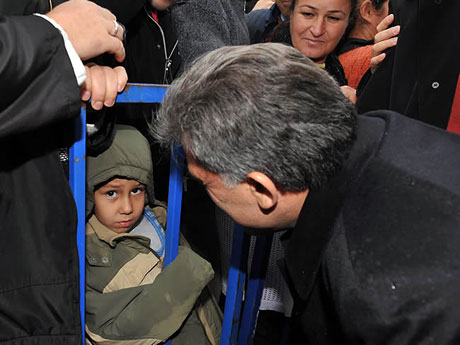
top-left (337, 0), bottom-right (389, 88)
top-left (271, 0), bottom-right (357, 101)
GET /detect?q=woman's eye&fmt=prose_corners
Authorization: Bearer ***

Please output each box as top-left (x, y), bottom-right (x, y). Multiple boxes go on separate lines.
top-left (328, 16), bottom-right (340, 22)
top-left (301, 12), bottom-right (313, 18)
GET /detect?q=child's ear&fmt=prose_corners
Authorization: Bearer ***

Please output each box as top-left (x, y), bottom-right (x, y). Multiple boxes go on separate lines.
top-left (246, 171), bottom-right (279, 212)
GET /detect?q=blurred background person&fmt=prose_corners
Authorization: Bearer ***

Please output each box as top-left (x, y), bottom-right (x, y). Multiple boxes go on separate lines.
top-left (246, 0), bottom-right (292, 43)
top-left (271, 0), bottom-right (357, 90)
top-left (337, 0), bottom-right (389, 89)
top-left (357, 0), bottom-right (460, 133)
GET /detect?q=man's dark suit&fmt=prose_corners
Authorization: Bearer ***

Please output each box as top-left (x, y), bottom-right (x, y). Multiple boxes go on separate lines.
top-left (284, 112), bottom-right (460, 344)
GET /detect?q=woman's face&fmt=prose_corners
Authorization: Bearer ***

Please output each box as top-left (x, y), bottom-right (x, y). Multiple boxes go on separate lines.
top-left (290, 0), bottom-right (351, 63)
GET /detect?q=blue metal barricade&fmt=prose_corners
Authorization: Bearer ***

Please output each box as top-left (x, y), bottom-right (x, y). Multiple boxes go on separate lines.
top-left (69, 106), bottom-right (87, 344)
top-left (221, 229), bottom-right (274, 345)
top-left (70, 84), bottom-right (169, 345)
top-left (70, 83), bottom-right (274, 345)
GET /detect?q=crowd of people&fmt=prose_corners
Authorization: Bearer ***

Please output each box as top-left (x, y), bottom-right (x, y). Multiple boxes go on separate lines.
top-left (1, 0), bottom-right (459, 344)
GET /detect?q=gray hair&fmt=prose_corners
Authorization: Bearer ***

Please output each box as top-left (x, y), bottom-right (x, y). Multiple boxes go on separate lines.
top-left (152, 43), bottom-right (357, 191)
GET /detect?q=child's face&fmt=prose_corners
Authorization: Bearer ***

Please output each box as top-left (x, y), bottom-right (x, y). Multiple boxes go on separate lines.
top-left (94, 178), bottom-right (146, 233)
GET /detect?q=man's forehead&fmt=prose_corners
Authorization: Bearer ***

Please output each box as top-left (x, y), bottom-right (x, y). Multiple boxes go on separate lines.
top-left (185, 152), bottom-right (206, 181)
top-left (185, 152), bottom-right (222, 185)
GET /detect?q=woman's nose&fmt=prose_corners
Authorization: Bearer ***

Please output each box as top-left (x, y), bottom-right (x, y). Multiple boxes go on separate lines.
top-left (310, 17), bottom-right (325, 36)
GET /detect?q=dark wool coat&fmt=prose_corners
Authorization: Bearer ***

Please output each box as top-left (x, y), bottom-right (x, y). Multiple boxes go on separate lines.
top-left (0, 2), bottom-right (82, 344)
top-left (170, 0), bottom-right (250, 73)
top-left (356, 0), bottom-right (460, 130)
top-left (283, 111), bottom-right (460, 345)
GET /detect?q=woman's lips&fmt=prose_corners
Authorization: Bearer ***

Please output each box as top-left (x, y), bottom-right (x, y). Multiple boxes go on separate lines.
top-left (305, 38), bottom-right (326, 44)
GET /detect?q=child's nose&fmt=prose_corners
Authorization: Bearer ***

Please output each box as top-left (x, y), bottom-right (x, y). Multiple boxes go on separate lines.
top-left (120, 196), bottom-right (133, 214)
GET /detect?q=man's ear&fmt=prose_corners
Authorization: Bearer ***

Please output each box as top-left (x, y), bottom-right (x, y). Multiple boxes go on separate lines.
top-left (246, 171), bottom-right (279, 212)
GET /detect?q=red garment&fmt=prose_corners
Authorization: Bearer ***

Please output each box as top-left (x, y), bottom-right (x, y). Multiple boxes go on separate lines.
top-left (446, 75), bottom-right (460, 134)
top-left (151, 10), bottom-right (158, 23)
top-left (338, 45), bottom-right (372, 89)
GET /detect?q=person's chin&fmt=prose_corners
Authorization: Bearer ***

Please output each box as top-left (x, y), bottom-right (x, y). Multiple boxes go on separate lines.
top-left (151, 0), bottom-right (172, 11)
top-left (111, 227), bottom-right (129, 234)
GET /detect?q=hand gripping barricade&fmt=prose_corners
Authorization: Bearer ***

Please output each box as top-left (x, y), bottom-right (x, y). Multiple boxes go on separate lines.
top-left (70, 83), bottom-right (278, 345)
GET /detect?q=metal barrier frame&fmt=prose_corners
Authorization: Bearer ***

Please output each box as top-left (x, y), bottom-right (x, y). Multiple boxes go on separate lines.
top-left (70, 83), bottom-right (273, 345)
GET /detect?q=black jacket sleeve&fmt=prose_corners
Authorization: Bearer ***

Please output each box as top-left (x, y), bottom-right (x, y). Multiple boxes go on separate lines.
top-left (0, 14), bottom-right (81, 139)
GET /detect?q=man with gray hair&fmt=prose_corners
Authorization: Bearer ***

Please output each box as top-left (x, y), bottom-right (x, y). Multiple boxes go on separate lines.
top-left (153, 43), bottom-right (460, 344)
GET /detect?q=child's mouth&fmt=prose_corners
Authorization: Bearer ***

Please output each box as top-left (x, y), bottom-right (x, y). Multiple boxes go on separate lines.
top-left (118, 220), bottom-right (133, 228)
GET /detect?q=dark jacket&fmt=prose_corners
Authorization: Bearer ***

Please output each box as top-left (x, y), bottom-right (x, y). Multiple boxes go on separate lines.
top-left (123, 5), bottom-right (180, 85)
top-left (85, 215), bottom-right (220, 345)
top-left (89, 0), bottom-right (180, 86)
top-left (91, 0), bottom-right (180, 85)
top-left (113, 4), bottom-right (180, 125)
top-left (0, 4), bottom-right (82, 344)
top-left (356, 0), bottom-right (460, 130)
top-left (244, 0), bottom-right (258, 13)
top-left (283, 111), bottom-right (460, 344)
top-left (245, 3), bottom-right (283, 43)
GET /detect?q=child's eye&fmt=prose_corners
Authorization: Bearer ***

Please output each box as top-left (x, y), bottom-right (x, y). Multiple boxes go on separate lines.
top-left (105, 190), bottom-right (117, 198)
top-left (131, 187), bottom-right (145, 195)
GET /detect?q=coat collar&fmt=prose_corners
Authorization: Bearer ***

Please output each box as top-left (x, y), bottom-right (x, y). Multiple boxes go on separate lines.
top-left (282, 114), bottom-right (386, 301)
top-left (86, 214), bottom-right (151, 249)
top-left (283, 169), bottom-right (348, 301)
